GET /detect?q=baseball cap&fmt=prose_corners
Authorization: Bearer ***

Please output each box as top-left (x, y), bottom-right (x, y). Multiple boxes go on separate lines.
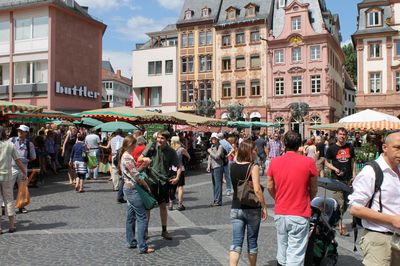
top-left (210, 132), bottom-right (219, 140)
top-left (17, 125), bottom-right (30, 132)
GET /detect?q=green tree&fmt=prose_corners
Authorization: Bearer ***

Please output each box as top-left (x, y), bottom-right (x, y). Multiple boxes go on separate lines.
top-left (342, 43), bottom-right (357, 85)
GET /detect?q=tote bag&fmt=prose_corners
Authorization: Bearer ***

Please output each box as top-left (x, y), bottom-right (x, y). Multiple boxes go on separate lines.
top-left (135, 184), bottom-right (158, 210)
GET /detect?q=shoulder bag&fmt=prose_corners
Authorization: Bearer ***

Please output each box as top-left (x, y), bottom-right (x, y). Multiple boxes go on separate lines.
top-left (237, 163), bottom-right (263, 207)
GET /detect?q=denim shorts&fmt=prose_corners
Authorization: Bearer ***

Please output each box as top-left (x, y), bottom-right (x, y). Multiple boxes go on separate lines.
top-left (230, 208), bottom-right (262, 254)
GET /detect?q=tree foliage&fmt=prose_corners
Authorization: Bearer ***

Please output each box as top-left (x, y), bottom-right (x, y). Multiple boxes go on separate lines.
top-left (342, 43), bottom-right (357, 85)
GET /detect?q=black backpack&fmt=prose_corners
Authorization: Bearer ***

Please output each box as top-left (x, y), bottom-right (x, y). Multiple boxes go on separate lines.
top-left (352, 160), bottom-right (384, 251)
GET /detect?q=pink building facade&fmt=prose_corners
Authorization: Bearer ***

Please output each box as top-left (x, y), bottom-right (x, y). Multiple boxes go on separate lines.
top-left (266, 0), bottom-right (345, 135)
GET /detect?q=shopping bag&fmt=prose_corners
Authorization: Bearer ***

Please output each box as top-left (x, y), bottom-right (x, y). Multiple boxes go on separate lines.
top-left (16, 181), bottom-right (30, 209)
top-left (135, 183), bottom-right (157, 210)
top-left (87, 154), bottom-right (97, 169)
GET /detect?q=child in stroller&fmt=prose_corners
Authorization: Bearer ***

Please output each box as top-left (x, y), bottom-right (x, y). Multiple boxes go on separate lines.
top-left (305, 197), bottom-right (341, 266)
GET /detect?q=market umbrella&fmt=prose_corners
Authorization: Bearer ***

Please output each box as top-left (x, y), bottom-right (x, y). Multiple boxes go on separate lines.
top-left (310, 121), bottom-right (400, 131)
top-left (5, 109), bottom-right (80, 121)
top-left (80, 107), bottom-right (186, 125)
top-left (164, 111), bottom-right (226, 126)
top-left (227, 121), bottom-right (280, 128)
top-left (73, 117), bottom-right (103, 127)
top-left (94, 121), bottom-right (139, 133)
top-left (339, 109), bottom-right (400, 123)
top-left (0, 100), bottom-right (43, 113)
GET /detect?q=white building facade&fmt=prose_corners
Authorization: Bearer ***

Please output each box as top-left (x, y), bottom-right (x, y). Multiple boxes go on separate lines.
top-left (102, 61), bottom-right (132, 108)
top-left (132, 25), bottom-right (178, 113)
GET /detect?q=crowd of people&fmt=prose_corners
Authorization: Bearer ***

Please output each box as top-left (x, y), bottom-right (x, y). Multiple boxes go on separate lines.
top-left (0, 122), bottom-right (399, 265)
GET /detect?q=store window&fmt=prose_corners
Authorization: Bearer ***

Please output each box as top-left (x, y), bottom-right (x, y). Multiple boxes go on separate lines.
top-left (292, 76), bottom-right (302, 94)
top-left (222, 82), bottom-right (231, 97)
top-left (14, 61), bottom-right (48, 84)
top-left (149, 87), bottom-right (162, 106)
top-left (275, 77), bottom-right (284, 95)
top-left (251, 80), bottom-right (260, 96)
top-left (369, 72), bottom-right (381, 93)
top-left (311, 75), bottom-right (321, 93)
top-left (236, 81), bottom-right (246, 97)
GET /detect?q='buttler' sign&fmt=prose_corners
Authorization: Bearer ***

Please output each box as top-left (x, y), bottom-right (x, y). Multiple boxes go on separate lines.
top-left (55, 81), bottom-right (100, 99)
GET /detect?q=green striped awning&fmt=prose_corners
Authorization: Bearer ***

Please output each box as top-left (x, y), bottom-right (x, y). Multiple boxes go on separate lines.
top-left (0, 100), bottom-right (43, 113)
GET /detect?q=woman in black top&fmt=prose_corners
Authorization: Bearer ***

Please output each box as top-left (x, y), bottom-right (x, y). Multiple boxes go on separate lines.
top-left (229, 139), bottom-right (267, 266)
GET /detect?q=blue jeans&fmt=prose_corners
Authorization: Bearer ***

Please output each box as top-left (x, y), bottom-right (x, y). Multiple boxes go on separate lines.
top-left (86, 149), bottom-right (100, 179)
top-left (230, 208), bottom-right (262, 254)
top-left (117, 177), bottom-right (124, 201)
top-left (123, 186), bottom-right (149, 252)
top-left (224, 162), bottom-right (232, 193)
top-left (211, 166), bottom-right (223, 205)
top-left (274, 215), bottom-right (310, 266)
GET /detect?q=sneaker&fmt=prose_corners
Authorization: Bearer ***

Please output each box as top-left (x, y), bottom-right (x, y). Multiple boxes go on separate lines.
top-left (177, 205), bottom-right (186, 211)
top-left (225, 191), bottom-right (231, 196)
top-left (161, 231), bottom-right (172, 240)
top-left (19, 207), bottom-right (28, 214)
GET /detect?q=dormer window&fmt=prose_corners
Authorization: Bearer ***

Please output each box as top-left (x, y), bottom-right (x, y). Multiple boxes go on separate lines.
top-left (279, 0), bottom-right (285, 8)
top-left (245, 3), bottom-right (258, 17)
top-left (184, 9), bottom-right (193, 20)
top-left (367, 10), bottom-right (382, 27)
top-left (226, 7), bottom-right (239, 20)
top-left (202, 7), bottom-right (210, 17)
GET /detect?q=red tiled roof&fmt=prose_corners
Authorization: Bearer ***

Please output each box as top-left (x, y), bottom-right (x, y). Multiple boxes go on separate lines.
top-left (102, 69), bottom-right (132, 86)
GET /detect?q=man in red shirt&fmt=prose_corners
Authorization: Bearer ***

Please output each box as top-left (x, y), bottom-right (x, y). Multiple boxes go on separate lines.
top-left (267, 131), bottom-right (318, 266)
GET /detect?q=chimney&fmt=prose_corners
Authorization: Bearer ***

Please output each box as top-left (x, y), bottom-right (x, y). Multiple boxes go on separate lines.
top-left (117, 70), bottom-right (121, 77)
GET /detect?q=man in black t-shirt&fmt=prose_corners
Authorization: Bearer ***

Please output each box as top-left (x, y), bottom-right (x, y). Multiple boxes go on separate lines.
top-left (325, 127), bottom-right (356, 236)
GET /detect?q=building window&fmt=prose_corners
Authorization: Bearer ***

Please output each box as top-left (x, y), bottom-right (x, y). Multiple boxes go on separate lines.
top-left (236, 32), bottom-right (245, 45)
top-left (0, 21), bottom-right (10, 42)
top-left (250, 30), bottom-right (260, 43)
top-left (275, 50), bottom-right (284, 64)
top-left (310, 116), bottom-right (322, 126)
top-left (103, 81), bottom-right (113, 89)
top-left (0, 65), bottom-right (2, 85)
top-left (395, 40), bottom-right (400, 57)
top-left (292, 47), bottom-right (302, 62)
top-left (274, 117), bottom-right (285, 129)
top-left (199, 81), bottom-right (212, 101)
top-left (188, 32), bottom-right (194, 47)
top-left (292, 76), bottom-right (302, 94)
top-left (184, 10), bottom-right (193, 20)
top-left (236, 56), bottom-right (245, 69)
top-left (222, 57), bottom-right (231, 71)
top-left (199, 31), bottom-right (212, 46)
top-left (250, 54), bottom-right (260, 69)
top-left (236, 81), bottom-right (246, 97)
top-left (246, 6), bottom-right (255, 17)
top-left (311, 75), bottom-right (321, 93)
top-left (165, 60), bottom-right (173, 74)
top-left (222, 33), bottom-right (231, 46)
top-left (206, 31), bottom-right (212, 45)
top-left (202, 7), bottom-right (210, 17)
top-left (181, 82), bottom-right (194, 103)
top-left (15, 16), bottom-right (48, 40)
top-left (14, 61), bottom-right (48, 84)
top-left (275, 78), bottom-right (284, 95)
top-left (310, 45), bottom-right (320, 60)
top-left (227, 10), bottom-right (236, 20)
top-left (279, 0), bottom-right (285, 8)
top-left (369, 42), bottom-right (381, 58)
top-left (181, 56), bottom-right (193, 73)
top-left (149, 87), bottom-right (162, 106)
top-left (222, 82), bottom-right (231, 97)
top-left (181, 33), bottom-right (188, 47)
top-left (396, 72), bottom-right (400, 92)
top-left (291, 16), bottom-right (301, 31)
top-left (199, 55), bottom-right (212, 72)
top-left (148, 61), bottom-right (162, 75)
top-left (251, 80), bottom-right (260, 96)
top-left (369, 72), bottom-right (381, 93)
top-left (367, 11), bottom-right (381, 27)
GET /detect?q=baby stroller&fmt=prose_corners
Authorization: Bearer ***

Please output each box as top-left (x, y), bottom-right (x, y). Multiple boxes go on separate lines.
top-left (304, 197), bottom-right (340, 266)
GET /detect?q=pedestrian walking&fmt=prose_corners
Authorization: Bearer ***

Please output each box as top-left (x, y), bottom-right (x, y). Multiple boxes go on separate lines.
top-left (229, 139), bottom-right (267, 266)
top-left (85, 129), bottom-right (101, 180)
top-left (0, 126), bottom-right (28, 233)
top-left (218, 132), bottom-right (232, 196)
top-left (207, 132), bottom-right (224, 207)
top-left (266, 133), bottom-right (283, 159)
top-left (267, 131), bottom-right (318, 266)
top-left (62, 126), bottom-right (78, 185)
top-left (70, 133), bottom-right (87, 193)
top-left (120, 135), bottom-right (154, 253)
top-left (349, 130), bottom-right (400, 266)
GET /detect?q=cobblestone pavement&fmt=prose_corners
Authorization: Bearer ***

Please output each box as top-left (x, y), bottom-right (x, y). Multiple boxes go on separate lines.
top-left (0, 169), bottom-right (363, 266)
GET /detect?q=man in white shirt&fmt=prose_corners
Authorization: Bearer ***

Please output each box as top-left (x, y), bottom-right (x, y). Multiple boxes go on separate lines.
top-left (349, 131), bottom-right (400, 266)
top-left (85, 129), bottom-right (101, 179)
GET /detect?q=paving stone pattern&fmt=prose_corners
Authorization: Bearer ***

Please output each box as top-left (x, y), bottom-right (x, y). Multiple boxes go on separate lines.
top-left (0, 170), bottom-right (363, 265)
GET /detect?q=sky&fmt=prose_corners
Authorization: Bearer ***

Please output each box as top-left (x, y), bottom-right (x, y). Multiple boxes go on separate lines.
top-left (76, 0), bottom-right (360, 78)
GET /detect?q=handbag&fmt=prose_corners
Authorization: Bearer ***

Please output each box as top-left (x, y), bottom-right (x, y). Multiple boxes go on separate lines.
top-left (87, 151), bottom-right (97, 169)
top-left (16, 181), bottom-right (31, 209)
top-left (237, 163), bottom-right (263, 208)
top-left (135, 183), bottom-right (158, 210)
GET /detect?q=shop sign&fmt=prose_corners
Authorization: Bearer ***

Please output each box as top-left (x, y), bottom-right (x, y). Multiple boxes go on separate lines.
top-left (55, 81), bottom-right (100, 99)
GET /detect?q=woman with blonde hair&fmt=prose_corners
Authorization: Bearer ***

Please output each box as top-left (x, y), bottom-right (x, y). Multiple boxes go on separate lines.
top-left (229, 139), bottom-right (267, 266)
top-left (119, 135), bottom-right (154, 253)
top-left (169, 136), bottom-right (190, 211)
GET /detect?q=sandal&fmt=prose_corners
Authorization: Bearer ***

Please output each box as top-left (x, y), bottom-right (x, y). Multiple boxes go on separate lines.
top-left (140, 247), bottom-right (155, 254)
top-left (79, 189), bottom-right (85, 193)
